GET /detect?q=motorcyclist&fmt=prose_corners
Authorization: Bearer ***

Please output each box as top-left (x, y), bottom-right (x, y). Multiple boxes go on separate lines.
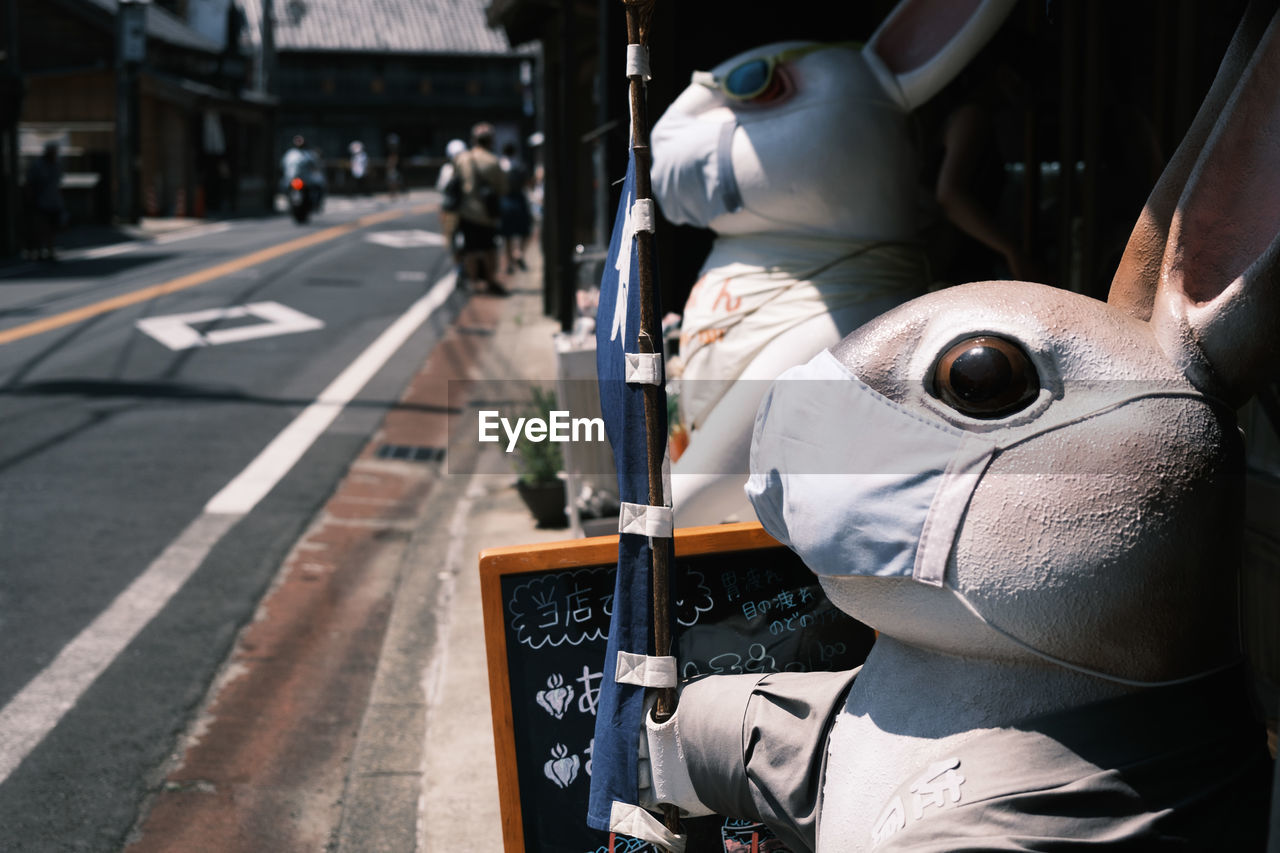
top-left (280, 135), bottom-right (326, 211)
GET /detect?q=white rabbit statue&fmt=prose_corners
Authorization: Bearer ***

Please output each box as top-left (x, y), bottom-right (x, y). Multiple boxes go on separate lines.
top-left (640, 2), bottom-right (1279, 850)
top-left (653, 0), bottom-right (1018, 526)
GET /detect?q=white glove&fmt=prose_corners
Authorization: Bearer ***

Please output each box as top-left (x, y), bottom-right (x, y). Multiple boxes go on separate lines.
top-left (637, 695), bottom-right (715, 817)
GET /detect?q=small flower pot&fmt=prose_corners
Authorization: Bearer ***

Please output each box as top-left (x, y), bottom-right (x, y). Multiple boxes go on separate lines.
top-left (516, 479), bottom-right (568, 528)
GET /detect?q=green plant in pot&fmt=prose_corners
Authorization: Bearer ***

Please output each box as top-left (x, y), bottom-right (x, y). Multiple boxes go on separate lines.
top-left (513, 385), bottom-right (568, 528)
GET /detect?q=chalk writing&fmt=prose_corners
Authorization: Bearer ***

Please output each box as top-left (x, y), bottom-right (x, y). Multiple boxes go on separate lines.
top-left (675, 569), bottom-right (715, 627)
top-left (544, 743), bottom-right (581, 789)
top-left (576, 665), bottom-right (602, 717)
top-left (723, 818), bottom-right (789, 853)
top-left (508, 566), bottom-right (615, 649)
top-left (588, 835), bottom-right (651, 853)
top-left (721, 569), bottom-right (742, 602)
top-left (498, 547), bottom-right (874, 853)
top-left (536, 673), bottom-right (575, 719)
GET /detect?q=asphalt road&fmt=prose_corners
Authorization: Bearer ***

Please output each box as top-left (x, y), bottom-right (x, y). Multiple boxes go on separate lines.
top-left (0, 194), bottom-right (461, 851)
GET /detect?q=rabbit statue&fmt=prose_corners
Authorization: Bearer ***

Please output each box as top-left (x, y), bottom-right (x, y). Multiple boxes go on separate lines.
top-left (640, 2), bottom-right (1279, 850)
top-left (653, 0), bottom-right (1018, 526)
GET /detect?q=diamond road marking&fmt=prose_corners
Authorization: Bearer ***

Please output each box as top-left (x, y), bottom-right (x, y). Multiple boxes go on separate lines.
top-left (365, 229), bottom-right (448, 249)
top-left (135, 301), bottom-right (325, 351)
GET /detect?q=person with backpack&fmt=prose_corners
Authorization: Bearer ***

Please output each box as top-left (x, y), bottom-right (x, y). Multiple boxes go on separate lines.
top-left (452, 123), bottom-right (508, 295)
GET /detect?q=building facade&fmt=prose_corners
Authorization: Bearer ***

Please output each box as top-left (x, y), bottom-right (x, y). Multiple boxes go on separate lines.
top-left (13, 0), bottom-right (274, 227)
top-left (267, 0), bottom-right (532, 193)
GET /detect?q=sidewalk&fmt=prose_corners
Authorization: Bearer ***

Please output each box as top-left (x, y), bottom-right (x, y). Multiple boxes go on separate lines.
top-left (334, 244), bottom-right (576, 852)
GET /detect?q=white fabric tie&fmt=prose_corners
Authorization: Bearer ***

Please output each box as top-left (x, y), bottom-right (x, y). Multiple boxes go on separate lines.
top-left (625, 351), bottom-right (663, 385)
top-left (631, 198), bottom-right (655, 233)
top-left (615, 651), bottom-right (677, 688)
top-left (609, 802), bottom-right (686, 852)
top-left (619, 502), bottom-right (673, 538)
top-left (626, 44), bottom-right (652, 81)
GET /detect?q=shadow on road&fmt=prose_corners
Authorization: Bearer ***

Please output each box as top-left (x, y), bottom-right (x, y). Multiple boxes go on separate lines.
top-left (0, 253), bottom-right (178, 282)
top-left (1, 377), bottom-right (464, 415)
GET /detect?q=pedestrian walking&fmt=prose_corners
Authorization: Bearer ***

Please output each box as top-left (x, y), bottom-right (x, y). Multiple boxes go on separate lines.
top-left (437, 138), bottom-right (469, 281)
top-left (498, 141), bottom-right (532, 274)
top-left (23, 142), bottom-right (66, 261)
top-left (386, 133), bottom-right (402, 197)
top-left (453, 123), bottom-right (508, 295)
top-left (349, 141), bottom-right (368, 194)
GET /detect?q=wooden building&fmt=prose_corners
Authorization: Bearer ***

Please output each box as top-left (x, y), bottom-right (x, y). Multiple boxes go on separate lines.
top-left (13, 0), bottom-right (274, 223)
top-left (268, 0), bottom-right (531, 193)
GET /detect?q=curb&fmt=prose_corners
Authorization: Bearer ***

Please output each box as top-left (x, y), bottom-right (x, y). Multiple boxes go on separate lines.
top-left (333, 247), bottom-right (569, 853)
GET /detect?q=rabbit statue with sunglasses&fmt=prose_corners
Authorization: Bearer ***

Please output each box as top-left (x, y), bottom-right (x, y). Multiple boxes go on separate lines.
top-left (652, 0), bottom-right (1019, 528)
top-left (639, 2), bottom-right (1279, 851)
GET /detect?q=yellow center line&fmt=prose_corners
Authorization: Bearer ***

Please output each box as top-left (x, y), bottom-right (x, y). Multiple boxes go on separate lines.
top-left (0, 202), bottom-right (438, 347)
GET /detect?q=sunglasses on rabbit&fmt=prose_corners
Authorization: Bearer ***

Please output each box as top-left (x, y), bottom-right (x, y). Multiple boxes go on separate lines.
top-left (691, 41), bottom-right (861, 102)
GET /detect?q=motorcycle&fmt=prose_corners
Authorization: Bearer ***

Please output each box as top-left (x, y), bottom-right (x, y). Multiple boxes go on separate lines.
top-left (288, 176), bottom-right (316, 224)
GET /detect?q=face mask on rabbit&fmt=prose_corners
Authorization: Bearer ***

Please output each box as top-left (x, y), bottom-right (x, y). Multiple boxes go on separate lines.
top-left (650, 41), bottom-right (919, 240)
top-left (747, 281), bottom-right (1252, 687)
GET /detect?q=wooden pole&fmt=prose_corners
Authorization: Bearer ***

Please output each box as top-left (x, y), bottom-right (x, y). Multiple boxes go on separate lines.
top-left (621, 0), bottom-right (680, 838)
top-left (620, 0), bottom-right (673, 720)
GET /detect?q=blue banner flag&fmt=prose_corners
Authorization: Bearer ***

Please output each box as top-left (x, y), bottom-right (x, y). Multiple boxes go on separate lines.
top-left (588, 150), bottom-right (674, 834)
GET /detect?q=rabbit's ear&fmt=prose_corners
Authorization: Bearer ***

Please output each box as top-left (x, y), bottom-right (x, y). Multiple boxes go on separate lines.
top-left (1109, 1), bottom-right (1275, 322)
top-left (863, 0), bottom-right (1018, 111)
top-left (1145, 5), bottom-right (1280, 405)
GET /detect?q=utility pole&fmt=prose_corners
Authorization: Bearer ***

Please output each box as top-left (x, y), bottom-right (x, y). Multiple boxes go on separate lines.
top-left (115, 0), bottom-right (149, 224)
top-left (1, 0), bottom-right (23, 257)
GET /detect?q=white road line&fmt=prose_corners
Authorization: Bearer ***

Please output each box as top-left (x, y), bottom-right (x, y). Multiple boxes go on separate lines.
top-left (63, 223), bottom-right (235, 262)
top-left (0, 513), bottom-right (239, 782)
top-left (0, 270), bottom-right (458, 785)
top-left (78, 243), bottom-right (139, 260)
top-left (205, 270), bottom-right (456, 514)
top-left (153, 222), bottom-right (233, 245)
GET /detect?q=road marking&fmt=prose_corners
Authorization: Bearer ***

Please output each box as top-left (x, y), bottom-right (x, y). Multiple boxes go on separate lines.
top-left (0, 513), bottom-right (241, 784)
top-left (366, 229), bottom-right (448, 249)
top-left (79, 243), bottom-right (139, 260)
top-left (0, 269), bottom-right (457, 784)
top-left (206, 270), bottom-right (456, 514)
top-left (0, 203), bottom-right (435, 348)
top-left (152, 222), bottom-right (234, 245)
top-left (135, 301), bottom-right (325, 351)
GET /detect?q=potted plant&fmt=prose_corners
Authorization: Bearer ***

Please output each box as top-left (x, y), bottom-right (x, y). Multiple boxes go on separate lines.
top-left (513, 385), bottom-right (568, 527)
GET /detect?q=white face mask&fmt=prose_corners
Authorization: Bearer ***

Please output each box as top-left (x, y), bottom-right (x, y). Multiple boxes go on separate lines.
top-left (650, 111), bottom-right (742, 228)
top-left (745, 348), bottom-right (996, 587)
top-left (745, 349), bottom-right (1233, 687)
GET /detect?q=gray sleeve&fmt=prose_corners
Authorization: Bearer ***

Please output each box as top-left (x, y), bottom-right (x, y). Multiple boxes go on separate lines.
top-left (678, 669), bottom-right (860, 853)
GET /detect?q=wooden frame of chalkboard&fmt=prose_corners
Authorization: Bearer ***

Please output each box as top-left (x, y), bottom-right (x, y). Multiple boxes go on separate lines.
top-left (479, 522), bottom-right (779, 853)
top-left (479, 520), bottom-right (875, 853)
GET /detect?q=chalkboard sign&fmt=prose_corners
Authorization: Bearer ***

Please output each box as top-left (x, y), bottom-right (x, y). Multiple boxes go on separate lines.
top-left (479, 522), bottom-right (875, 853)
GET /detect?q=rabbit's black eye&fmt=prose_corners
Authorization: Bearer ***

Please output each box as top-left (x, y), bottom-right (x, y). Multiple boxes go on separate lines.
top-left (933, 336), bottom-right (1039, 418)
